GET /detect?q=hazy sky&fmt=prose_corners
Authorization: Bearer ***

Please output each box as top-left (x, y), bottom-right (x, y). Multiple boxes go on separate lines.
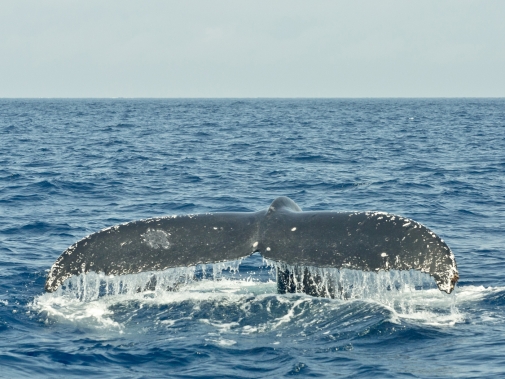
top-left (1, 0), bottom-right (504, 98)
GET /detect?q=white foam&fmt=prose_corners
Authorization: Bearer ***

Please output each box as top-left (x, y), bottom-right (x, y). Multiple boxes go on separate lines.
top-left (32, 292), bottom-right (121, 329)
top-left (271, 298), bottom-right (310, 329)
top-left (206, 338), bottom-right (237, 346)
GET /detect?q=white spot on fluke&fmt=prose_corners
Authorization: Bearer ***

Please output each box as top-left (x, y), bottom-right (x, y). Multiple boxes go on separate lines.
top-left (291, 227), bottom-right (297, 231)
top-left (253, 241), bottom-right (258, 248)
top-left (381, 252), bottom-right (388, 257)
top-left (266, 247), bottom-right (271, 251)
top-left (141, 229), bottom-right (171, 249)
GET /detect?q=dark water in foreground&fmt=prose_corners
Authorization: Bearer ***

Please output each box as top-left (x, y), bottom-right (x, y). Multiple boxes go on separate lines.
top-left (1, 99), bottom-right (504, 378)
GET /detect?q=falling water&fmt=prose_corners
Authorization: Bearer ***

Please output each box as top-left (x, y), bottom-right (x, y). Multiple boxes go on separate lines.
top-left (52, 255), bottom-right (455, 315)
top-left (55, 259), bottom-right (244, 302)
top-left (264, 258), bottom-right (457, 314)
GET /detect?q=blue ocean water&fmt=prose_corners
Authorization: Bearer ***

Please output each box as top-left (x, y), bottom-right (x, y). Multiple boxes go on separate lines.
top-left (0, 98), bottom-right (504, 378)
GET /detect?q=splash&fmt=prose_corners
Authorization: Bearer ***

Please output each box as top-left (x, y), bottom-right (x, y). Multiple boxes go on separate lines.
top-left (30, 256), bottom-right (470, 329)
top-left (52, 258), bottom-right (244, 302)
top-left (264, 258), bottom-right (462, 324)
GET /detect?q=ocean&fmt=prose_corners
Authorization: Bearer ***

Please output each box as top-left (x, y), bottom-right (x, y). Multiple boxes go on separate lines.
top-left (0, 98), bottom-right (504, 378)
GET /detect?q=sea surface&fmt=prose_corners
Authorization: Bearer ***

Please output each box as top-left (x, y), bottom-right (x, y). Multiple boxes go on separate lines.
top-left (0, 98), bottom-right (504, 378)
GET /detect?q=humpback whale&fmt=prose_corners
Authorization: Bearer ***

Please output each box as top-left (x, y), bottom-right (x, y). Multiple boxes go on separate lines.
top-left (45, 197), bottom-right (459, 295)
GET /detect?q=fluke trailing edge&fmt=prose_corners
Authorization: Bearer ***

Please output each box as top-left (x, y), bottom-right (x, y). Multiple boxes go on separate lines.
top-left (45, 197), bottom-right (459, 294)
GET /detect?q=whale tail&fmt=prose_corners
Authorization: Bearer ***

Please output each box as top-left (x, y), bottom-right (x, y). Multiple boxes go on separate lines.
top-left (46, 197), bottom-right (458, 295)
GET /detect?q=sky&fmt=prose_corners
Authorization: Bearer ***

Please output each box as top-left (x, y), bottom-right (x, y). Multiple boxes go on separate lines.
top-left (0, 0), bottom-right (504, 98)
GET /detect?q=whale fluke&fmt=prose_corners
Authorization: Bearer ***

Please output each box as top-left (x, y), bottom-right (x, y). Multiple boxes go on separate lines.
top-left (45, 197), bottom-right (458, 294)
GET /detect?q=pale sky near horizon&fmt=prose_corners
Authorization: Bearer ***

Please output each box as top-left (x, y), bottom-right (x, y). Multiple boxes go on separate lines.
top-left (1, 0), bottom-right (504, 98)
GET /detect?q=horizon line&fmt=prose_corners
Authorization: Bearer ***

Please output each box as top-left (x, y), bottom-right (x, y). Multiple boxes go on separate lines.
top-left (1, 96), bottom-right (504, 100)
